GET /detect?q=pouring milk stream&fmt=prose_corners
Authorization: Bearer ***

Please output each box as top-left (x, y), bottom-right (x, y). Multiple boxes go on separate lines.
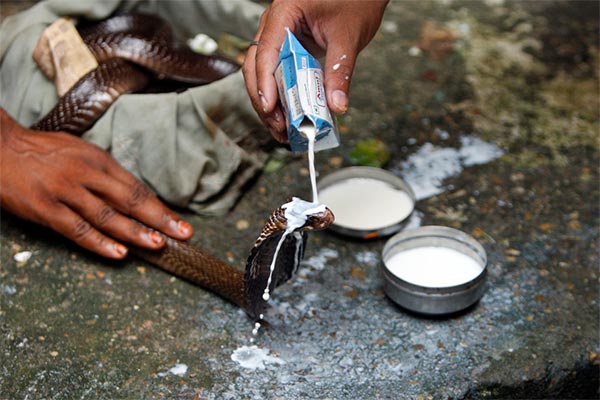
top-left (259, 29), bottom-right (340, 315)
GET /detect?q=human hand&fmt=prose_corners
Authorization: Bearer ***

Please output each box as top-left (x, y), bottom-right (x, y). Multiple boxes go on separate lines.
top-left (242, 0), bottom-right (388, 142)
top-left (0, 109), bottom-right (193, 259)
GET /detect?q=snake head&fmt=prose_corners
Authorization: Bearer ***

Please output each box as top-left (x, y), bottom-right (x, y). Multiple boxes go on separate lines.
top-left (298, 206), bottom-right (335, 232)
top-left (279, 196), bottom-right (335, 232)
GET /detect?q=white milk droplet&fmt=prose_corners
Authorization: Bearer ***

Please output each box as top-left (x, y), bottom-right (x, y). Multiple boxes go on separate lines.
top-left (158, 363), bottom-right (188, 377)
top-left (187, 33), bottom-right (218, 54)
top-left (332, 63), bottom-right (340, 71)
top-left (14, 251), bottom-right (32, 263)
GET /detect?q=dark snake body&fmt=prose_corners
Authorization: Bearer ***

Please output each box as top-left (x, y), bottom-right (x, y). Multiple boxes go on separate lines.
top-left (32, 58), bottom-right (150, 133)
top-left (79, 14), bottom-right (239, 84)
top-left (32, 13), bottom-right (240, 134)
top-left (31, 13), bottom-right (335, 318)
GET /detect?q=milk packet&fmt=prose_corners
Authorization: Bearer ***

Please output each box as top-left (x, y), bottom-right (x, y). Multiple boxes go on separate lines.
top-left (275, 29), bottom-right (340, 153)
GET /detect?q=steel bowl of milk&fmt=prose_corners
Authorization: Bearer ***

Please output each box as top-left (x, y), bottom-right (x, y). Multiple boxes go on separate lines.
top-left (317, 167), bottom-right (416, 239)
top-left (381, 226), bottom-right (488, 315)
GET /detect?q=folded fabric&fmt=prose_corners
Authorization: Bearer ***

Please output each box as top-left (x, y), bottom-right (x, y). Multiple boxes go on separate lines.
top-left (0, 0), bottom-right (268, 215)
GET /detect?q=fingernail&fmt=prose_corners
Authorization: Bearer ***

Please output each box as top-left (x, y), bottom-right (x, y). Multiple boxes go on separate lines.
top-left (177, 220), bottom-right (192, 236)
top-left (331, 90), bottom-right (348, 113)
top-left (114, 243), bottom-right (128, 256)
top-left (149, 230), bottom-right (164, 245)
top-left (259, 90), bottom-right (268, 113)
top-left (168, 219), bottom-right (192, 237)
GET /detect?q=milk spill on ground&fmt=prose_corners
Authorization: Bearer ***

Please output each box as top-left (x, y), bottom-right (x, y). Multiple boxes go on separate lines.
top-left (230, 345), bottom-right (286, 370)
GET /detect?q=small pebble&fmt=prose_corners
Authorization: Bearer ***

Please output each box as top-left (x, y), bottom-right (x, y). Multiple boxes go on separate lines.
top-left (236, 219), bottom-right (250, 230)
top-left (408, 46), bottom-right (422, 56)
top-left (328, 156), bottom-right (343, 168)
top-left (226, 251), bottom-right (235, 262)
top-left (14, 251), bottom-right (32, 264)
top-left (350, 267), bottom-right (367, 280)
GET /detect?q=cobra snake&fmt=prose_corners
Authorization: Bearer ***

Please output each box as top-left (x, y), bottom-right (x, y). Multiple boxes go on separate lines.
top-left (31, 13), bottom-right (335, 319)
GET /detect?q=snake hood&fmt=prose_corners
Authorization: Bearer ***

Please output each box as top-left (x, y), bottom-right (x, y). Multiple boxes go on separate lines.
top-left (245, 198), bottom-right (335, 317)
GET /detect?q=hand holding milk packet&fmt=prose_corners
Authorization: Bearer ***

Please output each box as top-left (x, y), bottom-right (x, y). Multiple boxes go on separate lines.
top-left (275, 29), bottom-right (340, 153)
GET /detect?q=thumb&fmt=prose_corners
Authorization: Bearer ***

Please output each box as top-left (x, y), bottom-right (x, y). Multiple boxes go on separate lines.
top-left (323, 46), bottom-right (357, 115)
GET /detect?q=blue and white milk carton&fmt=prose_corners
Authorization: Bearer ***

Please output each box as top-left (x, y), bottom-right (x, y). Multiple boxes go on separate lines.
top-left (275, 29), bottom-right (340, 153)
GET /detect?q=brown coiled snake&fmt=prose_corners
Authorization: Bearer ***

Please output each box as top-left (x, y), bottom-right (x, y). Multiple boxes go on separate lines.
top-left (31, 13), bottom-right (334, 319)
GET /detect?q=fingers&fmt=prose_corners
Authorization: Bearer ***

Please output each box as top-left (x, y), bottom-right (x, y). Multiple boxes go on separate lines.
top-left (64, 185), bottom-right (168, 252)
top-left (253, 37), bottom-right (282, 118)
top-left (57, 174), bottom-right (192, 259)
top-left (57, 148), bottom-right (193, 256)
top-left (56, 176), bottom-right (192, 259)
top-left (113, 180), bottom-right (193, 241)
top-left (85, 165), bottom-right (193, 242)
top-left (250, 10), bottom-right (281, 115)
top-left (323, 48), bottom-right (357, 115)
top-left (243, 44), bottom-right (286, 142)
top-left (242, 7), bottom-right (290, 142)
top-left (47, 202), bottom-right (130, 259)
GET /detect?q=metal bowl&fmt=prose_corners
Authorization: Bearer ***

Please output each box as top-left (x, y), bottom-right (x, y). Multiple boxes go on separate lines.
top-left (381, 226), bottom-right (488, 315)
top-left (317, 167), bottom-right (415, 239)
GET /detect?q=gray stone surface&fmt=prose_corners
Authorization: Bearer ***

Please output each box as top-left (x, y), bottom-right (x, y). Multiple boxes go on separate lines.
top-left (1, 1), bottom-right (598, 399)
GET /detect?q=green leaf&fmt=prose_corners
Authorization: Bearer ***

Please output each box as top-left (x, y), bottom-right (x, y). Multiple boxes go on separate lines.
top-left (349, 138), bottom-right (390, 167)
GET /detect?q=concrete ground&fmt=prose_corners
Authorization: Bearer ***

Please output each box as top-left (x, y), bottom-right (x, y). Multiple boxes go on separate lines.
top-left (1, 1), bottom-right (598, 399)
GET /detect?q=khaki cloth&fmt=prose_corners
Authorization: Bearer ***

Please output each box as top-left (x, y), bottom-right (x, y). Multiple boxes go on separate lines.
top-left (0, 0), bottom-right (267, 215)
